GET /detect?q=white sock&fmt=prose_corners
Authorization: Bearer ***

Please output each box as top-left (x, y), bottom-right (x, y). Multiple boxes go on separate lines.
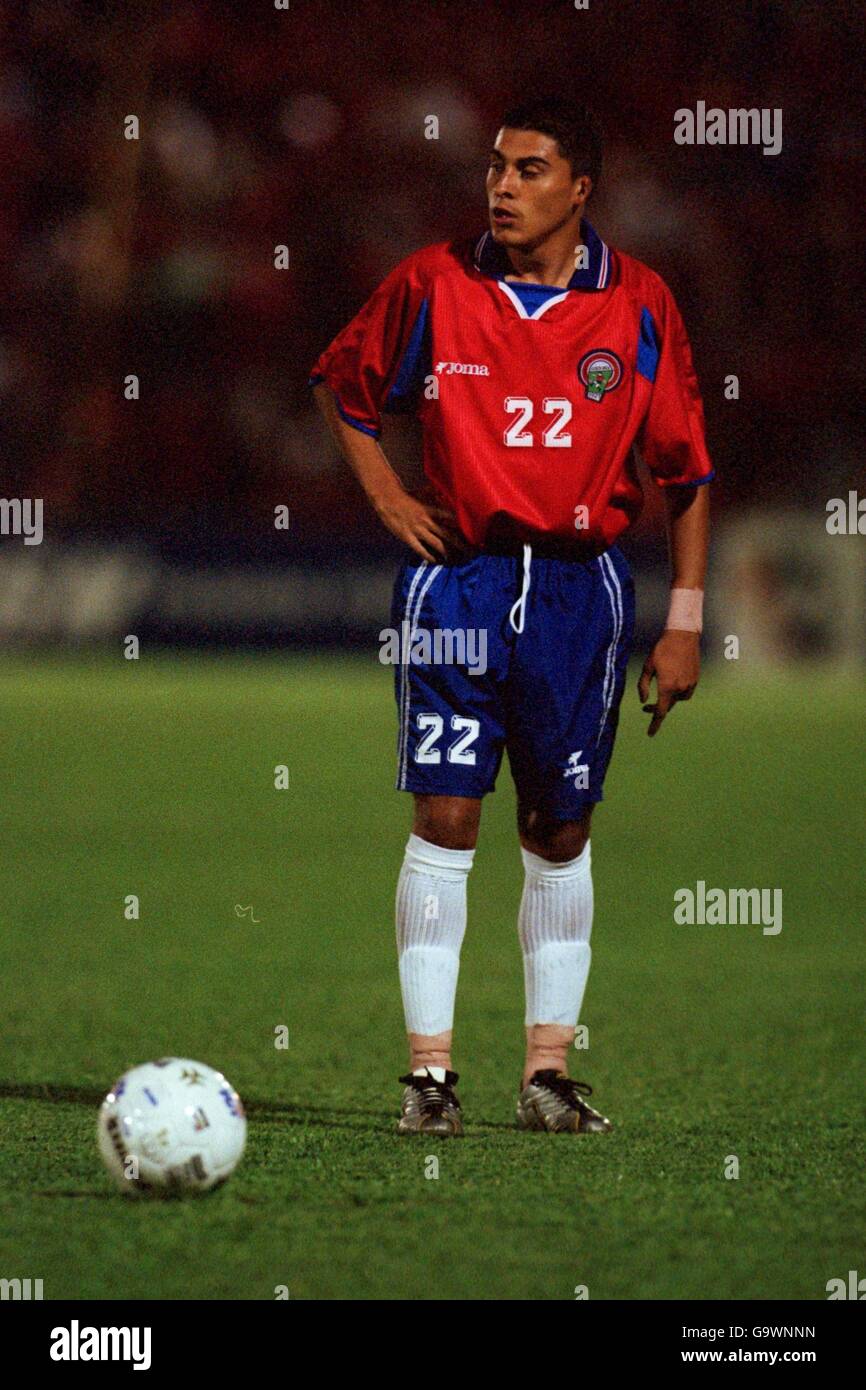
top-left (396, 833), bottom-right (475, 1036)
top-left (518, 842), bottom-right (593, 1027)
top-left (412, 1066), bottom-right (447, 1082)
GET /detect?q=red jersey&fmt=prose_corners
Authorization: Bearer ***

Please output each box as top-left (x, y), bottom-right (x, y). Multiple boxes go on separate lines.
top-left (309, 219), bottom-right (714, 551)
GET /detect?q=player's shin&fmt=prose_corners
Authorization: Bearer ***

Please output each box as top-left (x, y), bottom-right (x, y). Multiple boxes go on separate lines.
top-left (517, 843), bottom-right (593, 1086)
top-left (396, 833), bottom-right (475, 1074)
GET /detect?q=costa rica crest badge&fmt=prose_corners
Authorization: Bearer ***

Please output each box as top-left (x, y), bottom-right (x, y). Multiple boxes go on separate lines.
top-left (578, 348), bottom-right (624, 401)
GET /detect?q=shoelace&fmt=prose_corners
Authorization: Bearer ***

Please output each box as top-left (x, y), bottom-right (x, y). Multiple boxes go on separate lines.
top-left (531, 1070), bottom-right (594, 1110)
top-left (399, 1072), bottom-right (461, 1113)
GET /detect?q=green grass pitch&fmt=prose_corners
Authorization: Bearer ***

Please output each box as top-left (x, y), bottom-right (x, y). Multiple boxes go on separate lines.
top-left (0, 652), bottom-right (863, 1300)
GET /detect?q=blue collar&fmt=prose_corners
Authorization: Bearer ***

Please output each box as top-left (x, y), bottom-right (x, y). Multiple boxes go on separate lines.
top-left (473, 218), bottom-right (611, 291)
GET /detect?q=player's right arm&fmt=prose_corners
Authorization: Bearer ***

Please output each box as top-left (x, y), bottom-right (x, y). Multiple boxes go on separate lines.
top-left (312, 383), bottom-right (462, 563)
top-left (310, 248), bottom-right (465, 564)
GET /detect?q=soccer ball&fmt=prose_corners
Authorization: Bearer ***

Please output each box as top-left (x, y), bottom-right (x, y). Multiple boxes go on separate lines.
top-left (97, 1057), bottom-right (247, 1196)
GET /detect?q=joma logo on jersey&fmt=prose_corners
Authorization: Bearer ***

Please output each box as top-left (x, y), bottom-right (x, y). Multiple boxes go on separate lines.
top-left (435, 361), bottom-right (490, 376)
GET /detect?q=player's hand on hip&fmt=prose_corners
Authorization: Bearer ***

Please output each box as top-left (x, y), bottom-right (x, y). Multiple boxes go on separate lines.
top-left (374, 488), bottom-right (468, 564)
top-left (637, 630), bottom-right (700, 737)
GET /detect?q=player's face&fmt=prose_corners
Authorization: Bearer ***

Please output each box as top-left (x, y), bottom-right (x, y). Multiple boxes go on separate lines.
top-left (487, 128), bottom-right (586, 249)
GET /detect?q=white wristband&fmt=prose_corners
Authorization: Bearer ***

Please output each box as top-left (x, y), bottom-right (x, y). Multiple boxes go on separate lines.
top-left (665, 587), bottom-right (703, 634)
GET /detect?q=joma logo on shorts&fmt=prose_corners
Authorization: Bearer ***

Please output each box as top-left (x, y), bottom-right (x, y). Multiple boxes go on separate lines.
top-left (434, 361), bottom-right (489, 376)
top-left (564, 751), bottom-right (589, 788)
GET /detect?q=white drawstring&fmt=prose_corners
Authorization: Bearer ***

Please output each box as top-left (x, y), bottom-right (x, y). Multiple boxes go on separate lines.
top-left (508, 543), bottom-right (533, 634)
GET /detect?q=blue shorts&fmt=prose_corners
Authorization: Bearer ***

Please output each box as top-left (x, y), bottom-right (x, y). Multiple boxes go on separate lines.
top-left (390, 546), bottom-right (635, 820)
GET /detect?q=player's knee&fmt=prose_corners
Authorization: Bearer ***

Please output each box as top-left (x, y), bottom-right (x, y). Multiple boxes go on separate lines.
top-left (518, 807), bottom-right (592, 862)
top-left (412, 795), bottom-right (481, 851)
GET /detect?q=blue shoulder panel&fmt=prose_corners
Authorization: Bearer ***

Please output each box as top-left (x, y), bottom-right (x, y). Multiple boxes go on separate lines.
top-left (384, 298), bottom-right (431, 413)
top-left (636, 307), bottom-right (660, 383)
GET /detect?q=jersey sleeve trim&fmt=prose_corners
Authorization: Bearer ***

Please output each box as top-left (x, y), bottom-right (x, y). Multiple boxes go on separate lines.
top-left (654, 467), bottom-right (716, 488)
top-left (310, 373), bottom-right (383, 439)
top-left (335, 397), bottom-right (381, 439)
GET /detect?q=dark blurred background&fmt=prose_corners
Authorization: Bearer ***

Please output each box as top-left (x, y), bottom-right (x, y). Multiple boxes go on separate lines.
top-left (0, 0), bottom-right (863, 654)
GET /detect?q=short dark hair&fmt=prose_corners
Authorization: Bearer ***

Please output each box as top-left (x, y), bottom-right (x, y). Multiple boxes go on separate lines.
top-left (500, 97), bottom-right (603, 191)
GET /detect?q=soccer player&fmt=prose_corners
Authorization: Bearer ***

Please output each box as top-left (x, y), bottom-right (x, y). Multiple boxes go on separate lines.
top-left (310, 96), bottom-right (712, 1137)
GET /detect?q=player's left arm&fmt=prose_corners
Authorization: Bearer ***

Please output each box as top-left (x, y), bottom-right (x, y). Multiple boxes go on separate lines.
top-left (635, 277), bottom-right (713, 737)
top-left (638, 482), bottom-right (709, 736)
